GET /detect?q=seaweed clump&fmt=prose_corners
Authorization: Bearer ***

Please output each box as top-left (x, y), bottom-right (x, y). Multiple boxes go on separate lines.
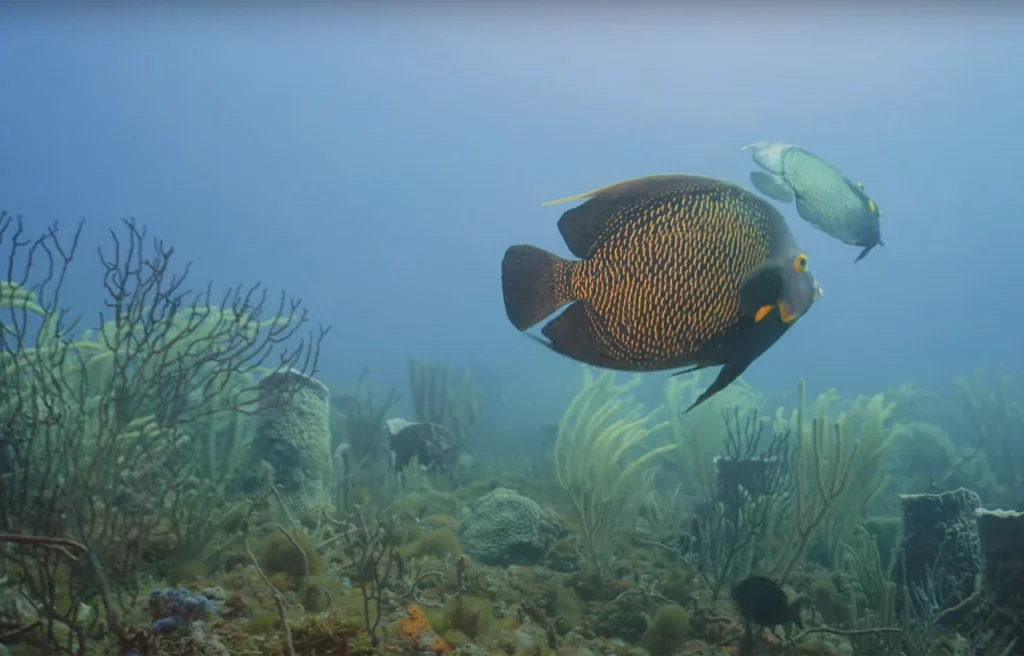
top-left (432, 595), bottom-right (495, 641)
top-left (291, 611), bottom-right (375, 655)
top-left (639, 605), bottom-right (691, 655)
top-left (256, 530), bottom-right (324, 583)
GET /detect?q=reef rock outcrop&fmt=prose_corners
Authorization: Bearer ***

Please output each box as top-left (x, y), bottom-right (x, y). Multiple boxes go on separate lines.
top-left (459, 488), bottom-right (557, 566)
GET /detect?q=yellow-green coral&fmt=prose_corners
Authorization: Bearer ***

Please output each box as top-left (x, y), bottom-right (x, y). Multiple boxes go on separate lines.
top-left (0, 280), bottom-right (45, 315)
top-left (639, 604), bottom-right (691, 655)
top-left (545, 584), bottom-right (582, 634)
top-left (808, 576), bottom-right (849, 626)
top-left (766, 380), bottom-right (858, 584)
top-left (433, 595), bottom-right (495, 640)
top-left (256, 529), bottom-right (323, 582)
top-left (244, 610), bottom-right (281, 635)
top-left (554, 367), bottom-right (678, 577)
top-left (402, 528), bottom-right (461, 560)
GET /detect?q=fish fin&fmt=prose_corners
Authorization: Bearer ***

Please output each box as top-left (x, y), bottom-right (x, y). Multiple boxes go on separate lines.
top-left (738, 260), bottom-right (784, 320)
top-left (537, 302), bottom-right (628, 369)
top-left (551, 174), bottom-right (710, 258)
top-left (745, 141), bottom-right (792, 173)
top-left (794, 196), bottom-right (827, 225)
top-left (670, 363), bottom-right (715, 377)
top-left (541, 179), bottom-right (643, 206)
top-left (541, 175), bottom-right (684, 206)
top-left (854, 244), bottom-right (875, 263)
top-left (501, 245), bottom-right (576, 331)
top-left (750, 172), bottom-right (795, 203)
top-left (684, 361), bottom-right (752, 413)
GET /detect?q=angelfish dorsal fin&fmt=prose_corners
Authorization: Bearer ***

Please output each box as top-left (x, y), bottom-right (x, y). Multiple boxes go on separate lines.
top-left (546, 174), bottom-right (703, 258)
top-left (541, 175), bottom-right (665, 206)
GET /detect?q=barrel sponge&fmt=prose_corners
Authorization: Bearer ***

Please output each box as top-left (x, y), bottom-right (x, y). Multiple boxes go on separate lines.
top-left (896, 488), bottom-right (982, 606)
top-left (458, 488), bottom-right (555, 566)
top-left (976, 508), bottom-right (1024, 609)
top-left (248, 368), bottom-right (332, 510)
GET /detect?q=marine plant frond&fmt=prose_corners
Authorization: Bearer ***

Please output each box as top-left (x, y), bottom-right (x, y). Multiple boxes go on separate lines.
top-left (953, 365), bottom-right (1024, 506)
top-left (554, 366), bottom-right (677, 578)
top-left (408, 358), bottom-right (480, 450)
top-left (0, 280), bottom-right (46, 316)
top-left (331, 364), bottom-right (403, 462)
top-left (765, 380), bottom-right (860, 585)
top-left (0, 213), bottom-right (328, 653)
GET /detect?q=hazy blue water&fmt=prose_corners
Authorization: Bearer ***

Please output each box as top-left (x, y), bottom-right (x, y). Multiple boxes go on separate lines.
top-left (1, 5), bottom-right (1022, 444)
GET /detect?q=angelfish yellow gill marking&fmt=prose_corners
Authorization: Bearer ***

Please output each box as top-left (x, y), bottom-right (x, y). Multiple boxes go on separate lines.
top-left (754, 305), bottom-right (774, 322)
top-left (779, 302), bottom-right (799, 324)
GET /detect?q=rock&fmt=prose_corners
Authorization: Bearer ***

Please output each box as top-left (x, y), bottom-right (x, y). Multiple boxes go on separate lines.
top-left (459, 488), bottom-right (557, 566)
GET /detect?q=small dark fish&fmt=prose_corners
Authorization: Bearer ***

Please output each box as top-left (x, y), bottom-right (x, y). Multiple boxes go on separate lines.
top-left (386, 419), bottom-right (459, 474)
top-left (500, 174), bottom-right (823, 413)
top-left (731, 575), bottom-right (806, 631)
top-left (743, 141), bottom-right (883, 262)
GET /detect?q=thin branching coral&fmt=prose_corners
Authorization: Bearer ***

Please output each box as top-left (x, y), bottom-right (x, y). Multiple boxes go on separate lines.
top-left (0, 214), bottom-right (328, 655)
top-left (554, 366), bottom-right (678, 578)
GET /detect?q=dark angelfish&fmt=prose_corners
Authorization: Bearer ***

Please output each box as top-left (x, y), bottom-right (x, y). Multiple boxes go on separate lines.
top-left (731, 575), bottom-right (808, 636)
top-left (500, 174), bottom-right (823, 413)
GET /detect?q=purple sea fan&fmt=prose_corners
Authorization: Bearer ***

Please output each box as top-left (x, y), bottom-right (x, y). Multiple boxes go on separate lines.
top-left (153, 615), bottom-right (183, 635)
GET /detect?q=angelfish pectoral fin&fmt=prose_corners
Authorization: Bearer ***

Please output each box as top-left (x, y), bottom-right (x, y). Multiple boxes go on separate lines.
top-left (754, 305), bottom-right (775, 322)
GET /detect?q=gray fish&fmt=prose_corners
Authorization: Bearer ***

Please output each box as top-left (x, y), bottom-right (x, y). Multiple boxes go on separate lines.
top-left (742, 141), bottom-right (883, 262)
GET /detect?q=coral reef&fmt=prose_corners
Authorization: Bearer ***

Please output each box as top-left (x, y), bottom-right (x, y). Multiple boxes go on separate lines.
top-left (2, 212), bottom-right (1023, 656)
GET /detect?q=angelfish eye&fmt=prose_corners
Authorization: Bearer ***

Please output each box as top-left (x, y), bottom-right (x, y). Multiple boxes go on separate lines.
top-left (793, 254), bottom-right (809, 273)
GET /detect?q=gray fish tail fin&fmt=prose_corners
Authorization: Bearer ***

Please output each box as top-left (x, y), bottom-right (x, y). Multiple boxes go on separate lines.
top-left (854, 244), bottom-right (876, 263)
top-left (501, 244), bottom-right (575, 331)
